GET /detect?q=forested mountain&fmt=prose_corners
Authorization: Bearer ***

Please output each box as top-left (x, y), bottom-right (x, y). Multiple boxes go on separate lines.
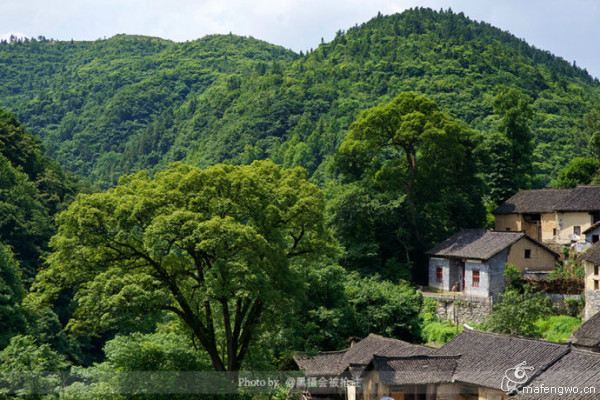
top-left (0, 110), bottom-right (76, 280)
top-left (0, 8), bottom-right (598, 187)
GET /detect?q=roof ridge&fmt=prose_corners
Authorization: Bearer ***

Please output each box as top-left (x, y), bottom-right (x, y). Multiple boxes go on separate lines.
top-left (571, 346), bottom-right (600, 355)
top-left (373, 354), bottom-right (461, 360)
top-left (294, 349), bottom-right (348, 358)
top-left (460, 328), bottom-right (568, 347)
top-left (366, 333), bottom-right (412, 343)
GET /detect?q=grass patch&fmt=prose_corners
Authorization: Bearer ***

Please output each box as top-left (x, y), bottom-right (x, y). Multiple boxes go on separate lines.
top-left (534, 315), bottom-right (581, 343)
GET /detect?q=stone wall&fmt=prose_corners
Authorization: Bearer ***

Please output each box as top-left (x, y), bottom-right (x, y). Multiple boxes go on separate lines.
top-left (585, 290), bottom-right (600, 321)
top-left (430, 295), bottom-right (493, 325)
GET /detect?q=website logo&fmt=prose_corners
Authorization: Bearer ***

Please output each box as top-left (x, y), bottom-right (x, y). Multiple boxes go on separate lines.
top-left (501, 361), bottom-right (534, 393)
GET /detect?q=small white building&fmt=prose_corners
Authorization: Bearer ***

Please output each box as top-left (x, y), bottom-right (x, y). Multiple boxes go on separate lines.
top-left (427, 230), bottom-right (559, 298)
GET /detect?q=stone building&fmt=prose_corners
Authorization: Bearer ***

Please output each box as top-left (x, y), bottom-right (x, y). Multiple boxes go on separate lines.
top-left (494, 186), bottom-right (600, 246)
top-left (427, 229), bottom-right (559, 298)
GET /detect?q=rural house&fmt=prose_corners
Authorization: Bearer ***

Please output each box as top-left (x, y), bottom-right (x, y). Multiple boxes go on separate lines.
top-left (494, 186), bottom-right (600, 246)
top-left (293, 334), bottom-right (433, 399)
top-left (360, 354), bottom-right (460, 399)
top-left (427, 229), bottom-right (559, 298)
top-left (295, 328), bottom-right (600, 400)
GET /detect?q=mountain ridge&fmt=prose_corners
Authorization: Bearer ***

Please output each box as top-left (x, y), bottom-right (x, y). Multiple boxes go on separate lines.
top-left (0, 7), bottom-right (598, 187)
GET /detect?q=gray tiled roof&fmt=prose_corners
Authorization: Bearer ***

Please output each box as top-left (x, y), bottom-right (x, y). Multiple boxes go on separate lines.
top-left (436, 329), bottom-right (569, 390)
top-left (494, 186), bottom-right (600, 215)
top-left (294, 334), bottom-right (433, 377)
top-left (494, 189), bottom-right (572, 214)
top-left (427, 229), bottom-right (525, 260)
top-left (516, 349), bottom-right (600, 399)
top-left (573, 311), bottom-right (600, 349)
top-left (554, 186), bottom-right (600, 212)
top-left (372, 355), bottom-right (459, 386)
top-left (293, 350), bottom-right (347, 377)
top-left (581, 241), bottom-right (600, 266)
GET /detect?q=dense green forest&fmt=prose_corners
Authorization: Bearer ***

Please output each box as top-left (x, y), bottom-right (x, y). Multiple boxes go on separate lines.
top-left (0, 7), bottom-right (598, 398)
top-left (1, 8), bottom-right (598, 188)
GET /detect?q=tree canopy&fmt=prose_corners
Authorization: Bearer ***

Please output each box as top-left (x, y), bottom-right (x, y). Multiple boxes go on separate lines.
top-left (332, 92), bottom-right (485, 280)
top-left (31, 160), bottom-right (335, 371)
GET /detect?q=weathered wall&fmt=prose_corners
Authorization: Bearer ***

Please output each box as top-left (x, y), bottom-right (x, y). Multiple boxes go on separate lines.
top-left (429, 257), bottom-right (450, 291)
top-left (431, 295), bottom-right (493, 325)
top-left (495, 214), bottom-right (522, 232)
top-left (464, 260), bottom-right (489, 298)
top-left (557, 212), bottom-right (592, 244)
top-left (436, 384), bottom-right (462, 400)
top-left (507, 238), bottom-right (558, 272)
top-left (487, 250), bottom-right (507, 298)
top-left (361, 370), bottom-right (390, 400)
top-left (585, 290), bottom-right (600, 322)
top-left (584, 260), bottom-right (600, 320)
top-left (541, 212), bottom-right (557, 242)
top-left (478, 387), bottom-right (508, 399)
top-left (523, 220), bottom-right (541, 242)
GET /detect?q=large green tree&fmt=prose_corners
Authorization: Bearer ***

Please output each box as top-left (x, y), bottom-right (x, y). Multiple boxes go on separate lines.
top-left (586, 105), bottom-right (600, 160)
top-left (30, 161), bottom-right (334, 371)
top-left (551, 157), bottom-right (600, 188)
top-left (333, 92), bottom-right (485, 280)
top-left (492, 87), bottom-right (534, 194)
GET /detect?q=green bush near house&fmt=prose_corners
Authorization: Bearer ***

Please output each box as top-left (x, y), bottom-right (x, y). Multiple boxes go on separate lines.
top-left (534, 315), bottom-right (581, 343)
top-left (422, 321), bottom-right (463, 345)
top-left (420, 297), bottom-right (462, 345)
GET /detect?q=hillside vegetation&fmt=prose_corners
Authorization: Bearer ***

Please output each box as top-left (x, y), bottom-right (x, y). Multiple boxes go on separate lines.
top-left (0, 8), bottom-right (598, 187)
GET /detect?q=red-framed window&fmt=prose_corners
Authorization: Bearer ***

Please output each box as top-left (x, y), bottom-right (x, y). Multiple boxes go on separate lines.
top-left (472, 270), bottom-right (480, 288)
top-left (436, 267), bottom-right (443, 283)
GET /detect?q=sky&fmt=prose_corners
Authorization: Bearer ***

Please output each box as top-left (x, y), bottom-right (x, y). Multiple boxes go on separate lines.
top-left (1, 0), bottom-right (599, 78)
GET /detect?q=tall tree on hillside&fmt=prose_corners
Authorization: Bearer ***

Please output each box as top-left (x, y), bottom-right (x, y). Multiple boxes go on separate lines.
top-left (29, 161), bottom-right (334, 372)
top-left (476, 132), bottom-right (516, 208)
top-left (333, 92), bottom-right (485, 281)
top-left (586, 105), bottom-right (600, 161)
top-left (493, 87), bottom-right (534, 194)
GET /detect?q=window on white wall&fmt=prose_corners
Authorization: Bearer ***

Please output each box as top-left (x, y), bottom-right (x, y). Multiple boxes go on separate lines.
top-left (472, 270), bottom-right (480, 288)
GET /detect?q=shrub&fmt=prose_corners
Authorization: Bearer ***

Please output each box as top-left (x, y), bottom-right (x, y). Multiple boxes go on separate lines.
top-left (504, 264), bottom-right (524, 290)
top-left (484, 288), bottom-right (553, 337)
top-left (422, 321), bottom-right (462, 345)
top-left (419, 297), bottom-right (461, 345)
